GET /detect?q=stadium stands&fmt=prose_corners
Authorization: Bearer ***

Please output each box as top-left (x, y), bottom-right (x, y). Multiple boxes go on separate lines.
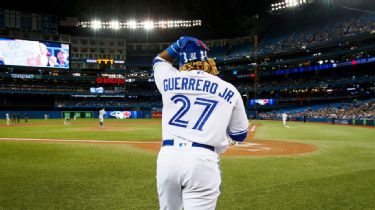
top-left (126, 56), bottom-right (154, 67)
top-left (55, 99), bottom-right (162, 109)
top-left (0, 4), bottom-right (374, 120)
top-left (206, 12), bottom-right (375, 60)
top-left (259, 99), bottom-right (375, 120)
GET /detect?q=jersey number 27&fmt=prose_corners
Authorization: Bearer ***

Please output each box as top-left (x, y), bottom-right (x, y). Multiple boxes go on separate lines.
top-left (169, 94), bottom-right (218, 131)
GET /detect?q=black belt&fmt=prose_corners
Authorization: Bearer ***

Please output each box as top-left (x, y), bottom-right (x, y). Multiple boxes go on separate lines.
top-left (162, 139), bottom-right (215, 152)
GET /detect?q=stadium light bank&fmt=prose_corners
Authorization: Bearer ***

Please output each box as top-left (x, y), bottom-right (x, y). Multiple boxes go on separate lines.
top-left (78, 19), bottom-right (202, 30)
top-left (270, 0), bottom-right (314, 11)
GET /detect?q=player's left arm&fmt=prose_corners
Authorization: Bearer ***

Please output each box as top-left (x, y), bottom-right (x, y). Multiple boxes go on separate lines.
top-left (152, 37), bottom-right (183, 67)
top-left (156, 50), bottom-right (174, 64)
top-left (152, 36), bottom-right (206, 93)
top-left (227, 91), bottom-right (249, 142)
top-left (152, 38), bottom-right (186, 92)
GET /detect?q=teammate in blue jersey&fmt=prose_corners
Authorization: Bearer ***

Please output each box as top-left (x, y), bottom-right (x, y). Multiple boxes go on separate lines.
top-left (153, 36), bottom-right (249, 210)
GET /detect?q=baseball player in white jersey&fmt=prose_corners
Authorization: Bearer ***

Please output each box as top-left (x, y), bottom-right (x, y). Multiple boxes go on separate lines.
top-left (64, 117), bottom-right (71, 125)
top-left (6, 113), bottom-right (10, 126)
top-left (99, 108), bottom-right (105, 127)
top-left (282, 112), bottom-right (288, 127)
top-left (153, 36), bottom-right (249, 210)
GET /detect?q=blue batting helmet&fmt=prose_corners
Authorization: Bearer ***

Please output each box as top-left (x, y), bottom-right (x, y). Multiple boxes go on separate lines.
top-left (179, 37), bottom-right (209, 67)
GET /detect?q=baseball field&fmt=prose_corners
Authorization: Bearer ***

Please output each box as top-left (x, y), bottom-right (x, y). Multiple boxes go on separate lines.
top-left (0, 119), bottom-right (374, 210)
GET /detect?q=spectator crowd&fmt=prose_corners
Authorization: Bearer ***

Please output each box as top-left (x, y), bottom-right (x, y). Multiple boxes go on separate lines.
top-left (259, 100), bottom-right (375, 120)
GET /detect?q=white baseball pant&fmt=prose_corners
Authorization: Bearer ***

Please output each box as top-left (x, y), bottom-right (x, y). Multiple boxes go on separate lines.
top-left (157, 141), bottom-right (221, 210)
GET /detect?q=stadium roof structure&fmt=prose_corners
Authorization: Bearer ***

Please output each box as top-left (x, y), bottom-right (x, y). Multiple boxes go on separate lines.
top-left (2, 0), bottom-right (375, 42)
top-left (2, 0), bottom-right (273, 41)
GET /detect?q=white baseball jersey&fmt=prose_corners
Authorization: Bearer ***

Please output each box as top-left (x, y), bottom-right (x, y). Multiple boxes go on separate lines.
top-left (6, 113), bottom-right (10, 125)
top-left (99, 109), bottom-right (105, 118)
top-left (153, 56), bottom-right (248, 150)
top-left (282, 113), bottom-right (287, 121)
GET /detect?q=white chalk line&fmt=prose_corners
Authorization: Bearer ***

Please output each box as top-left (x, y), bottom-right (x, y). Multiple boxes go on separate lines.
top-left (250, 125), bottom-right (256, 132)
top-left (230, 142), bottom-right (271, 152)
top-left (1, 123), bottom-right (258, 146)
top-left (0, 137), bottom-right (160, 144)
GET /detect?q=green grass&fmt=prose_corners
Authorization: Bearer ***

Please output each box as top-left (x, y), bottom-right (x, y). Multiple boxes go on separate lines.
top-left (0, 119), bottom-right (162, 141)
top-left (0, 142), bottom-right (157, 210)
top-left (0, 119), bottom-right (374, 209)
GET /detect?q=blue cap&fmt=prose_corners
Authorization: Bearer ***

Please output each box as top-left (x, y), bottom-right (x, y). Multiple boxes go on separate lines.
top-left (179, 38), bottom-right (209, 66)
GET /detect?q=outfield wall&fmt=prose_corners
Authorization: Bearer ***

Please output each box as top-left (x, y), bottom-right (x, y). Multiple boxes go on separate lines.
top-left (1, 111), bottom-right (373, 126)
top-left (0, 110), bottom-right (156, 119)
top-left (0, 111), bottom-right (62, 119)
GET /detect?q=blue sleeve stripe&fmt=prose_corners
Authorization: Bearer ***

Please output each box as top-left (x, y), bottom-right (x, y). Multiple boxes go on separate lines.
top-left (166, 42), bottom-right (180, 59)
top-left (228, 129), bottom-right (248, 135)
top-left (229, 132), bottom-right (248, 142)
top-left (166, 47), bottom-right (179, 59)
top-left (152, 58), bottom-right (163, 67)
top-left (152, 58), bottom-right (164, 72)
top-left (171, 45), bottom-right (178, 53)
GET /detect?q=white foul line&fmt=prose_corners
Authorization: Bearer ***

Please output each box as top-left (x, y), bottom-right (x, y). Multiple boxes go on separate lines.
top-left (0, 137), bottom-right (160, 144)
top-left (250, 125), bottom-right (256, 132)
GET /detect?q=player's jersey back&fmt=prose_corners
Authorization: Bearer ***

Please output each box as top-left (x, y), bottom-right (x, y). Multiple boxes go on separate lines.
top-left (282, 113), bottom-right (287, 120)
top-left (154, 58), bottom-right (248, 149)
top-left (99, 110), bottom-right (105, 118)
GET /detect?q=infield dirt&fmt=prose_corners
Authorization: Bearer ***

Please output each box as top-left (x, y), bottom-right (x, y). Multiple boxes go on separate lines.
top-left (0, 123), bottom-right (318, 156)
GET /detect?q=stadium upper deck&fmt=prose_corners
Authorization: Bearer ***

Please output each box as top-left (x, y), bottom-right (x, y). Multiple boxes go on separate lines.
top-left (0, 0), bottom-right (374, 111)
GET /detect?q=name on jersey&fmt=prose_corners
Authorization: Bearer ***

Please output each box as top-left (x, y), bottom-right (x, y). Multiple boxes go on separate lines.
top-left (163, 77), bottom-right (234, 103)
